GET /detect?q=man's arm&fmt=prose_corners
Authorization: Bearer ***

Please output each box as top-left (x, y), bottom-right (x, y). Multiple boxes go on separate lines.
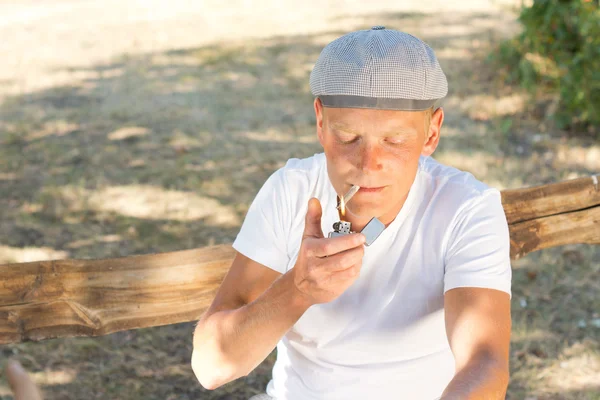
top-left (441, 287), bottom-right (511, 399)
top-left (192, 198), bottom-right (366, 390)
top-left (192, 252), bottom-right (310, 390)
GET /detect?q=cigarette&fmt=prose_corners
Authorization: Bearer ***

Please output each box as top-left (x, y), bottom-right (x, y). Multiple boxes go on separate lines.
top-left (336, 185), bottom-right (360, 210)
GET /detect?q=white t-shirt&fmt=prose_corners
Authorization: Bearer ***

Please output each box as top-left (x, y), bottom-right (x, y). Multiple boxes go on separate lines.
top-left (232, 153), bottom-right (511, 400)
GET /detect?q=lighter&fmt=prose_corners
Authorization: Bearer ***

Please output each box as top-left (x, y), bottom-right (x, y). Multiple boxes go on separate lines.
top-left (328, 185), bottom-right (385, 246)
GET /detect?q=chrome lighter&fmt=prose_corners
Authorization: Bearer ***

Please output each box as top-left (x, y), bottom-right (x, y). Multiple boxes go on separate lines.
top-left (328, 185), bottom-right (385, 246)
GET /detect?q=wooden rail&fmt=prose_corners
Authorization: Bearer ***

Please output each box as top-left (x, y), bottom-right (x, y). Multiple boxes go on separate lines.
top-left (1, 176), bottom-right (598, 345)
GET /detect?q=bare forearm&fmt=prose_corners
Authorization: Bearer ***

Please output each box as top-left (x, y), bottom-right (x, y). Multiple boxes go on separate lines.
top-left (192, 271), bottom-right (310, 389)
top-left (441, 356), bottom-right (509, 400)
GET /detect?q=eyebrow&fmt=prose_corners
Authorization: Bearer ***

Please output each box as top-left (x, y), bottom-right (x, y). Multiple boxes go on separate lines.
top-left (330, 123), bottom-right (416, 136)
top-left (330, 124), bottom-right (362, 135)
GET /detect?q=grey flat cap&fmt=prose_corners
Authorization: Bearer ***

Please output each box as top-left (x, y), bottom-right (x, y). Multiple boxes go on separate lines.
top-left (310, 26), bottom-right (448, 111)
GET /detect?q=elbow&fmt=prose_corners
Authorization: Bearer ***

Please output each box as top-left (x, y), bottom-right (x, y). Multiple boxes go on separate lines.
top-left (450, 353), bottom-right (509, 399)
top-left (486, 356), bottom-right (509, 388)
top-left (482, 356), bottom-right (510, 398)
top-left (191, 334), bottom-right (245, 390)
top-left (191, 348), bottom-right (240, 390)
top-left (191, 348), bottom-right (224, 390)
top-left (190, 348), bottom-right (213, 390)
top-left (496, 363), bottom-right (510, 394)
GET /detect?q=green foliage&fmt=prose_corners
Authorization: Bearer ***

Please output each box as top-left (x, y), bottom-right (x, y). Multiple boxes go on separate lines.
top-left (493, 0), bottom-right (600, 132)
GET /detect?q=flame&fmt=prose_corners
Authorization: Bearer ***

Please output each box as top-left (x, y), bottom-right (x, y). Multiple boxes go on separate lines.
top-left (339, 195), bottom-right (346, 218)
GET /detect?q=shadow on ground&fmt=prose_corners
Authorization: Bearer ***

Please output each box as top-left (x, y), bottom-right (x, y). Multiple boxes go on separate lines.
top-left (0, 10), bottom-right (599, 400)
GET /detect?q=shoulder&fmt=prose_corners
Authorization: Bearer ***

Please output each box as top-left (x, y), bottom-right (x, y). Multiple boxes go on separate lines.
top-left (274, 153), bottom-right (327, 196)
top-left (418, 155), bottom-right (499, 207)
top-left (416, 156), bottom-right (505, 241)
top-left (279, 152), bottom-right (325, 178)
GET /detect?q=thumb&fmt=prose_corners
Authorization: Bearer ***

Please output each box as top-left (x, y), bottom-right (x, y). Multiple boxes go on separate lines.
top-left (6, 360), bottom-right (43, 400)
top-left (303, 198), bottom-right (324, 239)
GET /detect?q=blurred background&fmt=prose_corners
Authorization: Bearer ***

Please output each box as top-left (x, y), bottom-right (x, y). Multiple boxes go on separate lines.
top-left (0, 0), bottom-right (598, 399)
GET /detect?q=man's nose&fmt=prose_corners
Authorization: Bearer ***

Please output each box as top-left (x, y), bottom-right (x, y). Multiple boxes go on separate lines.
top-left (358, 142), bottom-right (383, 172)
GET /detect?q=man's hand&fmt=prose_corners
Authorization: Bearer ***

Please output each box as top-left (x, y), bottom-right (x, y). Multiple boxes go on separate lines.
top-left (291, 198), bottom-right (366, 305)
top-left (5, 359), bottom-right (43, 400)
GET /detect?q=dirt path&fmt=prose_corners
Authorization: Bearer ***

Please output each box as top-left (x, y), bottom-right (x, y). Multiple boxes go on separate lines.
top-left (1, 1), bottom-right (599, 399)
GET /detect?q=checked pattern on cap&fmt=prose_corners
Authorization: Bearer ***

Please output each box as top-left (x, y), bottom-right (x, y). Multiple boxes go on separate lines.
top-left (309, 29), bottom-right (448, 102)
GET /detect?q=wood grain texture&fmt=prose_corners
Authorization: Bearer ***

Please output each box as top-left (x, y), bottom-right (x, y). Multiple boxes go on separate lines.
top-left (501, 175), bottom-right (600, 224)
top-left (1, 176), bottom-right (599, 344)
top-left (0, 245), bottom-right (235, 344)
top-left (509, 205), bottom-right (600, 259)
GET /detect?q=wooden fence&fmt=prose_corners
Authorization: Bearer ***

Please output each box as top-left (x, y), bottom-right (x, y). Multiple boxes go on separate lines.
top-left (1, 176), bottom-right (598, 345)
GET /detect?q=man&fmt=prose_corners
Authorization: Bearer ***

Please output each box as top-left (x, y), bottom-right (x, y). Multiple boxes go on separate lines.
top-left (192, 26), bottom-right (511, 400)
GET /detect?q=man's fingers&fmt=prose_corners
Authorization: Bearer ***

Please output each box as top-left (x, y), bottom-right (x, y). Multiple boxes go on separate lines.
top-left (329, 263), bottom-right (361, 281)
top-left (303, 198), bottom-right (325, 239)
top-left (309, 233), bottom-right (365, 258)
top-left (6, 360), bottom-right (43, 400)
top-left (318, 245), bottom-right (364, 272)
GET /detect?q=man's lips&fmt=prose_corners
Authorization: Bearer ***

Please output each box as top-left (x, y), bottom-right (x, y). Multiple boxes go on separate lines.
top-left (358, 186), bottom-right (386, 193)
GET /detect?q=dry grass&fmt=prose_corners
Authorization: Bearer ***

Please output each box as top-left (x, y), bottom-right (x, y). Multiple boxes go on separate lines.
top-left (1, 2), bottom-right (599, 399)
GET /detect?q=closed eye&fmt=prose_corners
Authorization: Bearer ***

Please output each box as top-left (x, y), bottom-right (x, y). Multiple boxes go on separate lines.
top-left (336, 133), bottom-right (359, 144)
top-left (385, 137), bottom-right (405, 145)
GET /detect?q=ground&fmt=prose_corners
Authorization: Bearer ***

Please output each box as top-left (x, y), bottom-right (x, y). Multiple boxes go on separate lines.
top-left (0, 1), bottom-right (599, 399)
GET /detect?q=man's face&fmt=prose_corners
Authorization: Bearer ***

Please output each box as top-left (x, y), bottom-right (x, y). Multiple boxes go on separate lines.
top-left (314, 98), bottom-right (443, 222)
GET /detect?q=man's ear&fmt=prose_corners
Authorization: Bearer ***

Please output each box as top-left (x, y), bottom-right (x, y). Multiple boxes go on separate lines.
top-left (422, 107), bottom-right (444, 157)
top-left (314, 97), bottom-right (325, 146)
